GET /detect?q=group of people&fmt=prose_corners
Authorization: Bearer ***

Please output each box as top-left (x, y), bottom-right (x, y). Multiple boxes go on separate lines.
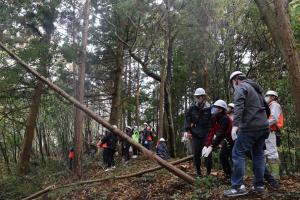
top-left (184, 71), bottom-right (284, 197)
top-left (96, 123), bottom-right (169, 171)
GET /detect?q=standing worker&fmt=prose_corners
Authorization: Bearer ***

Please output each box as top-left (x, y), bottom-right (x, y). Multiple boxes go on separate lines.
top-left (68, 147), bottom-right (75, 170)
top-left (224, 71), bottom-right (270, 197)
top-left (203, 100), bottom-right (233, 180)
top-left (101, 126), bottom-right (118, 171)
top-left (142, 123), bottom-right (154, 150)
top-left (265, 90), bottom-right (284, 180)
top-left (184, 87), bottom-right (212, 177)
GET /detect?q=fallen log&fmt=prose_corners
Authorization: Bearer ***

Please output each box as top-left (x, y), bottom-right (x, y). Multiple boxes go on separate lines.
top-left (22, 185), bottom-right (55, 200)
top-left (22, 155), bottom-right (193, 200)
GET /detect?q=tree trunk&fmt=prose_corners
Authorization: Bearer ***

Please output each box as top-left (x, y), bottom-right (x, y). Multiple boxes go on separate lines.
top-left (158, 65), bottom-right (166, 138)
top-left (42, 125), bottom-right (50, 157)
top-left (18, 82), bottom-right (43, 174)
top-left (36, 124), bottom-right (44, 163)
top-left (73, 0), bottom-right (90, 178)
top-left (163, 0), bottom-right (176, 157)
top-left (135, 64), bottom-right (141, 128)
top-left (127, 57), bottom-right (132, 126)
top-left (254, 0), bottom-right (300, 129)
top-left (0, 129), bottom-right (11, 173)
top-left (109, 40), bottom-right (124, 125)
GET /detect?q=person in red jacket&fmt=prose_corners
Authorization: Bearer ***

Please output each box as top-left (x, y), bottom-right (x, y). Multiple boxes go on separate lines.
top-left (68, 147), bottom-right (75, 170)
top-left (202, 100), bottom-right (233, 179)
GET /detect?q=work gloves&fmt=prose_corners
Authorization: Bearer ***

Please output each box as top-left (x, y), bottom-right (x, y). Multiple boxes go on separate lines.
top-left (183, 131), bottom-right (192, 139)
top-left (231, 126), bottom-right (239, 140)
top-left (202, 146), bottom-right (213, 157)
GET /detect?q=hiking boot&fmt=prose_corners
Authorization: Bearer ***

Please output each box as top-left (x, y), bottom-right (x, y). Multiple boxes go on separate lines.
top-left (224, 185), bottom-right (248, 197)
top-left (251, 186), bottom-right (265, 194)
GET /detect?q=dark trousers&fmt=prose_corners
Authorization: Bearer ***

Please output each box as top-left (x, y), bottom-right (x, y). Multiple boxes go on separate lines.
top-left (133, 147), bottom-right (138, 155)
top-left (220, 142), bottom-right (233, 177)
top-left (143, 140), bottom-right (153, 150)
top-left (122, 143), bottom-right (130, 162)
top-left (192, 137), bottom-right (212, 175)
top-left (246, 151), bottom-right (277, 184)
top-left (68, 158), bottom-right (74, 170)
top-left (102, 148), bottom-right (109, 166)
top-left (106, 148), bottom-right (115, 168)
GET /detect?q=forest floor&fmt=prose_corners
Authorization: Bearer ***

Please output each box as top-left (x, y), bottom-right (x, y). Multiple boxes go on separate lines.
top-left (1, 155), bottom-right (300, 200)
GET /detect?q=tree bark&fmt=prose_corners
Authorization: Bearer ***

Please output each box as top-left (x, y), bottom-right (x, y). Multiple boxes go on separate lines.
top-left (109, 40), bottom-right (124, 125)
top-left (36, 124), bottom-right (44, 163)
top-left (163, 0), bottom-right (176, 157)
top-left (73, 0), bottom-right (90, 178)
top-left (158, 62), bottom-right (166, 138)
top-left (135, 63), bottom-right (141, 128)
top-left (254, 0), bottom-right (300, 129)
top-left (18, 82), bottom-right (43, 174)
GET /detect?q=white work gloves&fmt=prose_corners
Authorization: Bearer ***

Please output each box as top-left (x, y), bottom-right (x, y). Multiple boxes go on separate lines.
top-left (202, 146), bottom-right (213, 157)
top-left (231, 126), bottom-right (239, 141)
top-left (184, 131), bottom-right (192, 139)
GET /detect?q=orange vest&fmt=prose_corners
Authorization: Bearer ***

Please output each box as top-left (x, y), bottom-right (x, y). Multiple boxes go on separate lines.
top-left (269, 106), bottom-right (284, 132)
top-left (100, 143), bottom-right (108, 149)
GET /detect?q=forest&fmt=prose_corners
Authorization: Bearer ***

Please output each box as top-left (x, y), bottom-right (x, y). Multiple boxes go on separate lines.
top-left (1, 0), bottom-right (300, 199)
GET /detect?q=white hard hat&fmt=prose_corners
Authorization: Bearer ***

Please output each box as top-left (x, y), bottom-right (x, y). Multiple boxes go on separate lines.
top-left (228, 103), bottom-right (235, 108)
top-left (194, 88), bottom-right (206, 96)
top-left (213, 100), bottom-right (228, 110)
top-left (265, 90), bottom-right (278, 97)
top-left (229, 71), bottom-right (245, 81)
top-left (126, 125), bottom-right (132, 129)
top-left (159, 138), bottom-right (166, 142)
top-left (143, 122), bottom-right (148, 125)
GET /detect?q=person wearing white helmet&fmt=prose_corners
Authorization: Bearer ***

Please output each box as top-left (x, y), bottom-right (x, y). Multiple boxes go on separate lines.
top-left (264, 90), bottom-right (284, 180)
top-left (202, 100), bottom-right (234, 180)
top-left (224, 71), bottom-right (269, 197)
top-left (184, 87), bottom-right (212, 177)
top-left (141, 123), bottom-right (154, 150)
top-left (227, 103), bottom-right (235, 121)
top-left (156, 138), bottom-right (170, 160)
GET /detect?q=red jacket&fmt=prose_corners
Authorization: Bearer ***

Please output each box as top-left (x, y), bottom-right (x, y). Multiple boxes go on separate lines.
top-left (68, 151), bottom-right (75, 159)
top-left (206, 114), bottom-right (233, 147)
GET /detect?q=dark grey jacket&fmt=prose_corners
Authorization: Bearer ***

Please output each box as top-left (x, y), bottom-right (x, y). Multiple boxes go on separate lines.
top-left (185, 101), bottom-right (211, 138)
top-left (233, 79), bottom-right (269, 132)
